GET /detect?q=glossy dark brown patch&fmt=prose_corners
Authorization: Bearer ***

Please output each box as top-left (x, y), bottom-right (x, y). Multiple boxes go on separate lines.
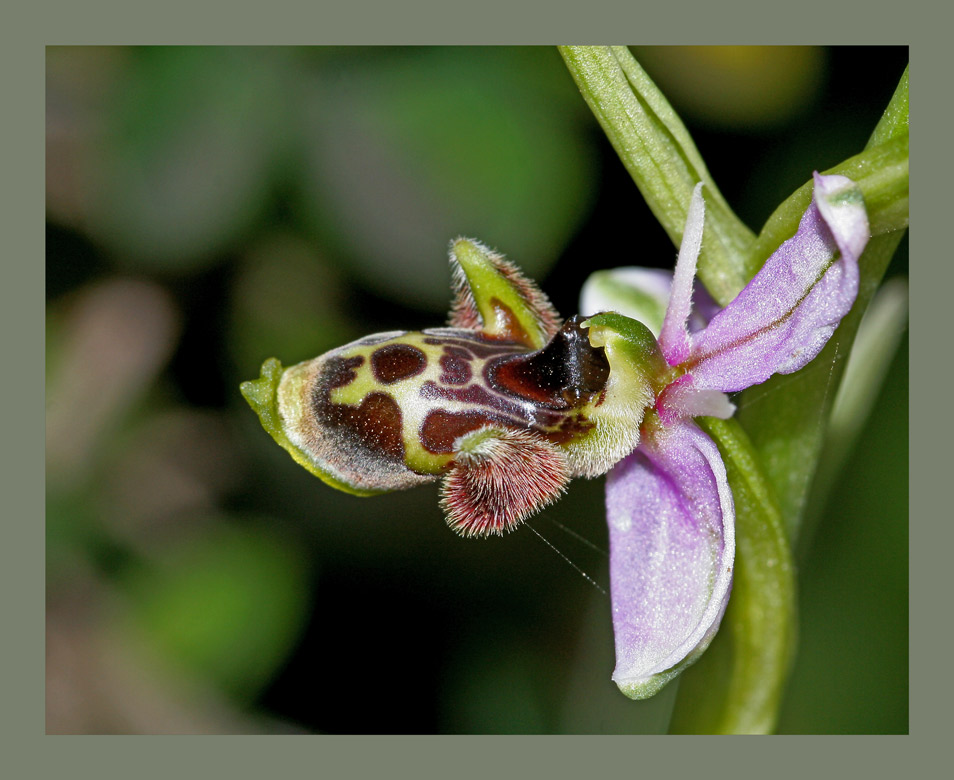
top-left (420, 409), bottom-right (494, 454)
top-left (490, 315), bottom-right (609, 407)
top-left (371, 344), bottom-right (427, 384)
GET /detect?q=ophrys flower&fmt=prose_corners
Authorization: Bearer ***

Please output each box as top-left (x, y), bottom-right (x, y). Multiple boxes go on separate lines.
top-left (241, 172), bottom-right (869, 697)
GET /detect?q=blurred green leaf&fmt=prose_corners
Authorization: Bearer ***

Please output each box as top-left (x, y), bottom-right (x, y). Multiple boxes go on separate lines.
top-left (798, 278), bottom-right (908, 556)
top-left (120, 521), bottom-right (311, 700)
top-left (632, 47), bottom-right (826, 131)
top-left (88, 47), bottom-right (292, 271)
top-left (230, 232), bottom-right (358, 373)
top-left (297, 47), bottom-right (598, 311)
top-left (776, 340), bottom-right (908, 733)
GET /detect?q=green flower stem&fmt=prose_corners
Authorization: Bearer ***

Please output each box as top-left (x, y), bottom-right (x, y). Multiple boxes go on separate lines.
top-left (670, 417), bottom-right (796, 734)
top-left (752, 67), bottom-right (908, 279)
top-left (798, 278), bottom-right (908, 559)
top-left (559, 46), bottom-right (755, 305)
top-left (868, 65), bottom-right (909, 148)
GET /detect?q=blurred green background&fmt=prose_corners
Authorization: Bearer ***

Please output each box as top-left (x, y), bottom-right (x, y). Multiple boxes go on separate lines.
top-left (45, 45), bottom-right (908, 734)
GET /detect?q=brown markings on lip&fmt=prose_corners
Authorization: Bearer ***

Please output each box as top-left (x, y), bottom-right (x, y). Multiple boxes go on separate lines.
top-left (420, 407), bottom-right (594, 454)
top-left (341, 392), bottom-right (405, 460)
top-left (421, 409), bottom-right (496, 454)
top-left (439, 346), bottom-right (472, 385)
top-left (417, 376), bottom-right (573, 452)
top-left (320, 389), bottom-right (405, 462)
top-left (371, 344), bottom-right (427, 384)
top-left (420, 380), bottom-right (531, 424)
top-left (325, 355), bottom-right (364, 389)
top-left (313, 356), bottom-right (405, 465)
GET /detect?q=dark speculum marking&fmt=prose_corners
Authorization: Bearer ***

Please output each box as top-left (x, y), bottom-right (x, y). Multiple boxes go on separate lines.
top-left (322, 390), bottom-right (405, 461)
top-left (419, 403), bottom-right (590, 453)
top-left (345, 392), bottom-right (405, 460)
top-left (439, 346), bottom-right (472, 385)
top-left (371, 344), bottom-right (427, 384)
top-left (417, 376), bottom-right (570, 452)
top-left (489, 315), bottom-right (609, 407)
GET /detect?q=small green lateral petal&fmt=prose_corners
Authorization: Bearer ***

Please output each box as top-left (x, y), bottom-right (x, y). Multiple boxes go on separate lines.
top-left (240, 358), bottom-right (379, 497)
top-left (449, 238), bottom-right (561, 349)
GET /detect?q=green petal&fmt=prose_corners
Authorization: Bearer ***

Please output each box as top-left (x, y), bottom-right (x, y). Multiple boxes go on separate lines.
top-left (450, 238), bottom-right (561, 349)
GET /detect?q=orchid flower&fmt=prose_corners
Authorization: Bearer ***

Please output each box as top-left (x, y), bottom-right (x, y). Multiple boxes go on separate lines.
top-left (241, 172), bottom-right (869, 701)
top-left (590, 172), bottom-right (869, 697)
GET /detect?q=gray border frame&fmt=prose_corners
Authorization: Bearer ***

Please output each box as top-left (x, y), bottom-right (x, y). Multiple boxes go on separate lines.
top-left (18, 1), bottom-right (937, 775)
